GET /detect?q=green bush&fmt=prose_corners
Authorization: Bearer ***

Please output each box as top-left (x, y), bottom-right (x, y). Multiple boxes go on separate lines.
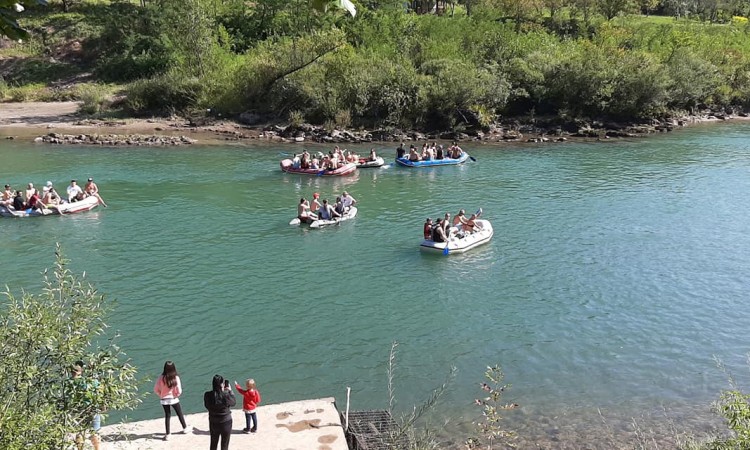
top-left (124, 74), bottom-right (204, 116)
top-left (76, 83), bottom-right (110, 115)
top-left (0, 246), bottom-right (141, 450)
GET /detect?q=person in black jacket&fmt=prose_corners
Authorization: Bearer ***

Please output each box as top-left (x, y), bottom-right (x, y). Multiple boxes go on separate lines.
top-left (204, 375), bottom-right (236, 450)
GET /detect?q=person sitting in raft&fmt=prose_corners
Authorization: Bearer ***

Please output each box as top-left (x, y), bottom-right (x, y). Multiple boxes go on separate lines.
top-left (84, 177), bottom-right (107, 207)
top-left (396, 142), bottom-right (406, 159)
top-left (67, 179), bottom-right (84, 202)
top-left (12, 190), bottom-right (24, 211)
top-left (341, 191), bottom-right (357, 211)
top-left (421, 143), bottom-right (433, 160)
top-left (423, 218), bottom-right (433, 240)
top-left (1, 184), bottom-right (13, 207)
top-left (317, 199), bottom-right (341, 221)
top-left (297, 198), bottom-right (316, 224)
top-left (435, 145), bottom-right (444, 160)
top-left (408, 145), bottom-right (420, 162)
top-left (291, 155), bottom-right (302, 169)
top-left (26, 190), bottom-right (41, 211)
top-left (311, 193), bottom-right (322, 215)
top-left (368, 148), bottom-right (378, 161)
top-left (450, 142), bottom-right (463, 159)
top-left (334, 196), bottom-right (346, 216)
top-left (300, 150), bottom-right (311, 169)
top-left (443, 213), bottom-right (452, 234)
top-left (42, 181), bottom-right (53, 197)
top-left (452, 209), bottom-right (468, 229)
top-left (345, 150), bottom-right (358, 163)
top-left (431, 218), bottom-right (448, 243)
top-left (42, 187), bottom-right (60, 207)
top-left (464, 213), bottom-right (479, 233)
top-left (25, 183), bottom-right (38, 204)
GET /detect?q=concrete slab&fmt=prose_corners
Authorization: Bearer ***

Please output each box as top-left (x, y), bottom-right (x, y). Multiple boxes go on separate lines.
top-left (99, 397), bottom-right (347, 450)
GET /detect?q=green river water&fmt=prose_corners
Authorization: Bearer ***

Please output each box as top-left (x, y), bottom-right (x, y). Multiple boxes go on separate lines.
top-left (1, 124), bottom-right (750, 448)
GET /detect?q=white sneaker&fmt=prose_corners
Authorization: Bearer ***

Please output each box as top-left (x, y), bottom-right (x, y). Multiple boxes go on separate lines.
top-left (181, 425), bottom-right (193, 434)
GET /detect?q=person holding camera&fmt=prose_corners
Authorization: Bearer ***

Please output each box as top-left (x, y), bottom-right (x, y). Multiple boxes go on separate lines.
top-left (204, 375), bottom-right (236, 450)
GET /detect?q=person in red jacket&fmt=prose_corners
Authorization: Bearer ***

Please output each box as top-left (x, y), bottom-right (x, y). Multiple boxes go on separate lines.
top-left (234, 378), bottom-right (261, 433)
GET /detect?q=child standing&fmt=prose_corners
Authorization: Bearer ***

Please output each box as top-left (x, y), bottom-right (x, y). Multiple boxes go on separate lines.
top-left (234, 378), bottom-right (261, 433)
top-left (154, 361), bottom-right (192, 440)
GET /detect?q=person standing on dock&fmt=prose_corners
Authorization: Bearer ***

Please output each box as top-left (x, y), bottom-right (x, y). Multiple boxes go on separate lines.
top-left (234, 378), bottom-right (261, 433)
top-left (154, 361), bottom-right (192, 440)
top-left (204, 375), bottom-right (236, 450)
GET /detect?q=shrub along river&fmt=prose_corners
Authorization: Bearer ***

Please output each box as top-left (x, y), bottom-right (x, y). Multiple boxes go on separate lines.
top-left (1, 123), bottom-right (749, 448)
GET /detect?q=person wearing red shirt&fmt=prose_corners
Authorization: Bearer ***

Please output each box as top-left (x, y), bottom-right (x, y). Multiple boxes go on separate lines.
top-left (234, 378), bottom-right (261, 433)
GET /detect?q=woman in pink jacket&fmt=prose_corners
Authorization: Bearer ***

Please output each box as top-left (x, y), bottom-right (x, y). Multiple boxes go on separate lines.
top-left (154, 361), bottom-right (192, 440)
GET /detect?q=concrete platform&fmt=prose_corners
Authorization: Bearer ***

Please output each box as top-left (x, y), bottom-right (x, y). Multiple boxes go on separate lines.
top-left (99, 397), bottom-right (348, 450)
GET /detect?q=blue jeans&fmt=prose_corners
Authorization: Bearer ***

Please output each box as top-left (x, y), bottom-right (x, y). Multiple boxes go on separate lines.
top-left (244, 411), bottom-right (257, 432)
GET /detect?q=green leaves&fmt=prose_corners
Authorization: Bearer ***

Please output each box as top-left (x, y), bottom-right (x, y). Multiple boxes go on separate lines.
top-left (0, 245), bottom-right (141, 450)
top-left (0, 0), bottom-right (46, 40)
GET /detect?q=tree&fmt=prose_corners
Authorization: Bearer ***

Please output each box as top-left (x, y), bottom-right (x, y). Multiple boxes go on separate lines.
top-left (0, 245), bottom-right (141, 450)
top-left (0, 0), bottom-right (46, 40)
top-left (598, 0), bottom-right (635, 20)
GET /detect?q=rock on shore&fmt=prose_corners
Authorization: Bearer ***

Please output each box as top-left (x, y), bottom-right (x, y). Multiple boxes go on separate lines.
top-left (34, 133), bottom-right (196, 146)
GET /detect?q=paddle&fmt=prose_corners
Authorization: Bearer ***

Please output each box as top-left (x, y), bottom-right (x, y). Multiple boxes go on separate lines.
top-left (469, 155), bottom-right (477, 162)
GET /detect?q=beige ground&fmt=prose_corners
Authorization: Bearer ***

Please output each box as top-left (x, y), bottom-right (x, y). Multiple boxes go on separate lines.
top-left (0, 101), bottom-right (258, 143)
top-left (99, 397), bottom-right (348, 450)
top-left (0, 101), bottom-right (82, 125)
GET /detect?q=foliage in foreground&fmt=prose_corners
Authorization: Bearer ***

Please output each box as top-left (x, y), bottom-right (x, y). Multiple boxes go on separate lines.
top-left (0, 245), bottom-right (141, 450)
top-left (683, 358), bottom-right (750, 449)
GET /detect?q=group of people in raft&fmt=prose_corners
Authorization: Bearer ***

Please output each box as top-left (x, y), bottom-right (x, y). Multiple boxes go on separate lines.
top-left (396, 141), bottom-right (464, 161)
top-left (291, 146), bottom-right (378, 171)
top-left (424, 209), bottom-right (481, 243)
top-left (0, 178), bottom-right (107, 213)
top-left (297, 191), bottom-right (358, 223)
top-left (153, 360), bottom-right (262, 450)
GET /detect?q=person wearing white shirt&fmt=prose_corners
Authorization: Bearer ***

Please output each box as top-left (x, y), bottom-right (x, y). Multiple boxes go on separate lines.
top-left (341, 191), bottom-right (357, 211)
top-left (67, 179), bottom-right (83, 202)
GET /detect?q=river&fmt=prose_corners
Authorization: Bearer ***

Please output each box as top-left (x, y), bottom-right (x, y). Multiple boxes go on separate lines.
top-left (1, 124), bottom-right (749, 448)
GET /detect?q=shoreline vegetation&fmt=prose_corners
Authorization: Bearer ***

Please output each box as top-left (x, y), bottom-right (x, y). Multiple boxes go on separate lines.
top-left (2, 100), bottom-right (749, 146)
top-left (4, 2), bottom-right (750, 147)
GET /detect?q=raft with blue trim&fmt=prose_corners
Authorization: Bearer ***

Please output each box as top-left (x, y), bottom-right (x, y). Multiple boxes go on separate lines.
top-left (395, 152), bottom-right (470, 167)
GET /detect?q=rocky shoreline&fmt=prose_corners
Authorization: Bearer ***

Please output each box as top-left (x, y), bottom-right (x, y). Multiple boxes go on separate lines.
top-left (31, 133), bottom-right (197, 146)
top-left (0, 102), bottom-right (745, 146)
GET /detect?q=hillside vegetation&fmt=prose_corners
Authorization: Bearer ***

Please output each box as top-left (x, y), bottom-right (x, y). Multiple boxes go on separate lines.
top-left (2, 0), bottom-right (750, 131)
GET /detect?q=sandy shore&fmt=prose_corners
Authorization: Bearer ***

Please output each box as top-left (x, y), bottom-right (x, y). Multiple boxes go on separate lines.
top-left (98, 397), bottom-right (347, 450)
top-left (0, 101), bottom-right (259, 144)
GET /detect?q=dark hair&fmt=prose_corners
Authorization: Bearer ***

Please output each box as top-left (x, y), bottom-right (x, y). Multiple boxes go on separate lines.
top-left (162, 361), bottom-right (178, 388)
top-left (211, 374), bottom-right (230, 404)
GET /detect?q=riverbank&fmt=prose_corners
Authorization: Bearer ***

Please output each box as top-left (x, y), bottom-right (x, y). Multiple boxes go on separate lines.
top-left (99, 397), bottom-right (347, 450)
top-left (1, 101), bottom-right (748, 146)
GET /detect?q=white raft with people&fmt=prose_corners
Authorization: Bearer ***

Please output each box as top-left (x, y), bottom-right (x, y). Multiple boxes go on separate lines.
top-left (290, 206), bottom-right (358, 228)
top-left (290, 191), bottom-right (359, 228)
top-left (310, 206), bottom-right (358, 228)
top-left (0, 195), bottom-right (100, 218)
top-left (420, 209), bottom-right (493, 254)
